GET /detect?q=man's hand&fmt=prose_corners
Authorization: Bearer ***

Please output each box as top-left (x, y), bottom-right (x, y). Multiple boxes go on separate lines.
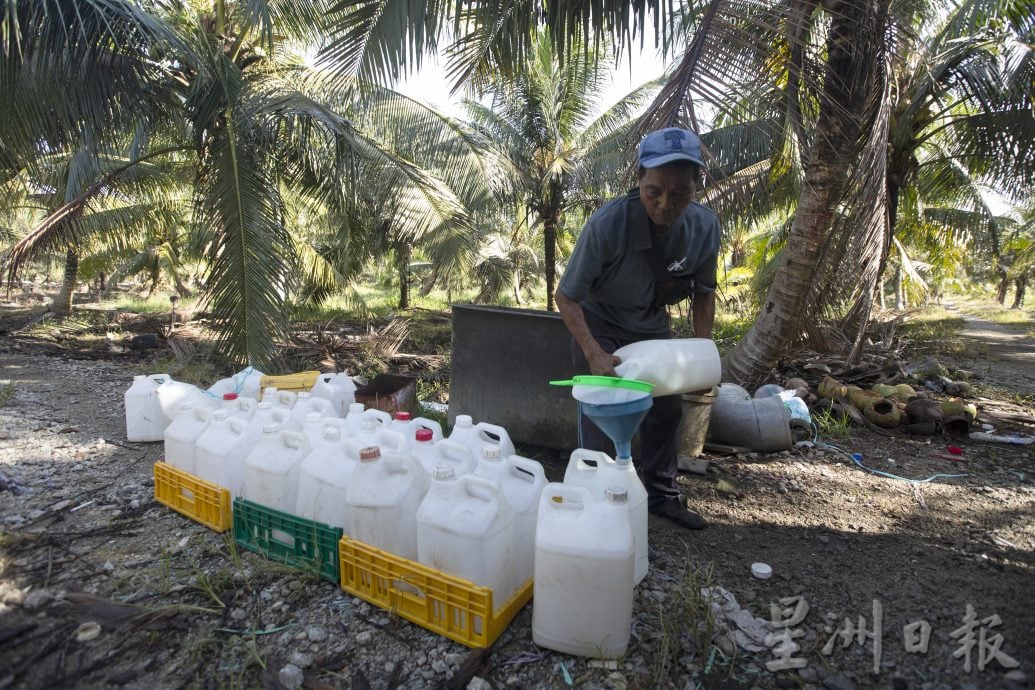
top-left (587, 349), bottom-right (621, 377)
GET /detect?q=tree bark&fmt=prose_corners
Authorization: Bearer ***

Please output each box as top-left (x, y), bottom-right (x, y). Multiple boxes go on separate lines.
top-left (1012, 274), bottom-right (1027, 309)
top-left (396, 241), bottom-right (411, 310)
top-left (541, 180), bottom-right (563, 312)
top-left (50, 249), bottom-right (78, 315)
top-left (723, 0), bottom-right (889, 386)
top-left (997, 274), bottom-right (1010, 304)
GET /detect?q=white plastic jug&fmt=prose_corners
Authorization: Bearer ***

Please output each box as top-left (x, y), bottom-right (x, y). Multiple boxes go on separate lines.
top-left (163, 404), bottom-right (212, 473)
top-left (353, 413), bottom-right (399, 448)
top-left (311, 372), bottom-right (357, 416)
top-left (299, 411), bottom-right (327, 443)
top-left (125, 374), bottom-right (167, 442)
top-left (346, 446), bottom-right (430, 560)
top-left (271, 390), bottom-right (298, 411)
top-left (154, 375), bottom-right (218, 424)
top-left (449, 415), bottom-right (515, 460)
top-left (243, 429), bottom-right (311, 512)
top-left (533, 483), bottom-right (634, 659)
top-left (563, 449), bottom-right (649, 584)
top-left (260, 385), bottom-right (278, 402)
top-left (413, 437), bottom-right (474, 476)
top-left (612, 338), bottom-right (722, 397)
top-left (295, 423), bottom-right (361, 531)
top-left (290, 392), bottom-right (339, 426)
top-left (472, 449), bottom-right (547, 592)
top-left (194, 410), bottom-right (253, 495)
top-left (249, 401), bottom-right (299, 434)
top-left (417, 469), bottom-right (517, 603)
top-left (220, 393), bottom-right (257, 420)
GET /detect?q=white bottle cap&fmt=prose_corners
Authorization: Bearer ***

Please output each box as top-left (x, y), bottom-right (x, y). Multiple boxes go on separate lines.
top-left (455, 415), bottom-right (473, 428)
top-left (432, 463), bottom-right (455, 481)
top-left (361, 418), bottom-right (378, 431)
top-left (480, 445), bottom-right (501, 461)
top-left (213, 409), bottom-right (229, 421)
top-left (134, 375), bottom-right (145, 381)
top-left (257, 401), bottom-right (273, 409)
top-left (751, 562), bottom-right (773, 580)
top-left (359, 446), bottom-right (381, 462)
top-left (178, 402), bottom-right (194, 412)
top-left (604, 485), bottom-right (628, 504)
top-left (262, 424), bottom-right (280, 434)
top-left (297, 391), bottom-right (311, 399)
top-left (306, 412), bottom-right (322, 423)
top-left (349, 403), bottom-right (364, 414)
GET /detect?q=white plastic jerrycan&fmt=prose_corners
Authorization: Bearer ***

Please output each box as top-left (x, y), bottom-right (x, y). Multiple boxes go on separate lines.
top-left (260, 385), bottom-right (278, 402)
top-left (413, 436), bottom-right (474, 476)
top-left (449, 415), bottom-right (515, 460)
top-left (295, 422), bottom-right (360, 531)
top-left (125, 374), bottom-right (167, 442)
top-left (249, 401), bottom-right (299, 435)
top-left (311, 372), bottom-right (356, 416)
top-left (390, 412), bottom-right (444, 442)
top-left (346, 446), bottom-right (430, 560)
top-left (194, 410), bottom-right (253, 495)
top-left (163, 404), bottom-right (213, 473)
top-left (271, 390), bottom-right (298, 412)
top-left (220, 393), bottom-right (257, 420)
top-left (612, 338), bottom-right (722, 397)
top-left (154, 375), bottom-right (218, 424)
top-left (564, 449), bottom-right (649, 585)
top-left (473, 448), bottom-right (547, 592)
top-left (207, 367), bottom-right (265, 401)
top-left (299, 411), bottom-right (327, 444)
top-left (532, 483), bottom-right (634, 659)
top-left (353, 411), bottom-right (398, 448)
top-left (243, 429), bottom-right (311, 511)
top-left (417, 468), bottom-right (517, 603)
top-left (290, 391), bottom-right (339, 426)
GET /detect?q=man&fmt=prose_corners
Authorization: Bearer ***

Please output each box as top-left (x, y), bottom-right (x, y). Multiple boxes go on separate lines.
top-left (555, 127), bottom-right (720, 530)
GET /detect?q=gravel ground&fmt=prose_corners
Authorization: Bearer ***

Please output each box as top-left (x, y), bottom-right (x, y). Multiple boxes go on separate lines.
top-left (1, 318), bottom-right (1033, 690)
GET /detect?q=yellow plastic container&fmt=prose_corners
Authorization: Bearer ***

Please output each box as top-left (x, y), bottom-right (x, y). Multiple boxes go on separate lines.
top-left (259, 371), bottom-right (322, 394)
top-left (153, 461), bottom-right (232, 532)
top-left (338, 536), bottom-right (532, 648)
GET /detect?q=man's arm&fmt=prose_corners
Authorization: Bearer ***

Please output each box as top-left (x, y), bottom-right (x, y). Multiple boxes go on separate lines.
top-left (692, 290), bottom-right (715, 339)
top-left (555, 289), bottom-right (621, 376)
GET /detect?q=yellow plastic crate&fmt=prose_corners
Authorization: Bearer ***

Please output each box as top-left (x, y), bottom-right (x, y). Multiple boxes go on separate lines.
top-left (258, 371), bottom-right (321, 394)
top-left (338, 536), bottom-right (532, 648)
top-left (153, 462), bottom-right (232, 532)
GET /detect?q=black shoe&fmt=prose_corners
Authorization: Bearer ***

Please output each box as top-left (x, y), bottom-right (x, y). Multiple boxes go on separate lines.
top-left (650, 500), bottom-right (708, 530)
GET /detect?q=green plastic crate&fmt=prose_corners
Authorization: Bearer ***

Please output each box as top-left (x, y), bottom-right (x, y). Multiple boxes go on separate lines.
top-left (232, 498), bottom-right (343, 583)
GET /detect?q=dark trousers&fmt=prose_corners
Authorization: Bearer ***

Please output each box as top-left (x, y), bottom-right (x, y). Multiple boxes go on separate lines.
top-left (570, 310), bottom-right (683, 511)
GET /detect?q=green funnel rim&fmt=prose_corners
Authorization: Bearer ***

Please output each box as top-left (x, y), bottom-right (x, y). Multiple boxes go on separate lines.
top-left (549, 375), bottom-right (654, 393)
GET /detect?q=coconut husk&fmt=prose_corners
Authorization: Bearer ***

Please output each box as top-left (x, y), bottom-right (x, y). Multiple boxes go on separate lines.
top-left (871, 383), bottom-right (898, 398)
top-left (818, 376), bottom-right (847, 400)
top-left (848, 387), bottom-right (882, 410)
top-left (784, 377), bottom-right (809, 391)
top-left (942, 400), bottom-right (977, 421)
top-left (864, 398), bottom-right (902, 428)
top-left (905, 398), bottom-right (943, 424)
top-left (894, 383), bottom-right (917, 400)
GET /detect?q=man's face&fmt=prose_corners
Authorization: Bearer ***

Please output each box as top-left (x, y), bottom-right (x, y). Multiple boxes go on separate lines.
top-left (639, 165), bottom-right (696, 229)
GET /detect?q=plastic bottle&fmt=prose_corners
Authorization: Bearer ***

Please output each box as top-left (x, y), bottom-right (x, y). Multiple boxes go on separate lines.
top-left (390, 412), bottom-right (445, 441)
top-left (353, 411), bottom-right (397, 448)
top-left (532, 483), bottom-right (634, 659)
top-left (154, 374), bottom-right (219, 424)
top-left (563, 448), bottom-right (649, 584)
top-left (417, 468), bottom-right (517, 602)
top-left (295, 422), bottom-right (361, 531)
top-left (290, 391), bottom-right (339, 426)
top-left (194, 410), bottom-right (253, 495)
top-left (346, 446), bottom-right (430, 560)
top-left (125, 374), bottom-right (167, 441)
top-left (260, 385), bottom-right (278, 403)
top-left (612, 338), bottom-right (722, 397)
top-left (271, 390), bottom-right (298, 412)
top-left (300, 411), bottom-right (327, 444)
top-left (221, 393), bottom-right (257, 421)
top-left (207, 367), bottom-right (265, 401)
top-left (448, 415), bottom-right (516, 460)
top-left (311, 372), bottom-right (357, 417)
top-left (472, 447), bottom-right (547, 593)
top-left (163, 403), bottom-right (212, 473)
top-left (243, 429), bottom-right (311, 511)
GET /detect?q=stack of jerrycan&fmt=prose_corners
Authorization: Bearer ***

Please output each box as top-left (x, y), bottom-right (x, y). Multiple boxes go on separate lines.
top-left (533, 483), bottom-right (634, 658)
top-left (563, 448), bottom-right (649, 585)
top-left (126, 374), bottom-right (218, 441)
top-left (294, 419), bottom-right (359, 531)
top-left (194, 400), bottom-right (293, 496)
top-left (290, 391), bottom-right (339, 427)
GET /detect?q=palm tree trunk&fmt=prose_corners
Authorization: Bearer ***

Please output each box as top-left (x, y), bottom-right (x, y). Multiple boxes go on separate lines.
top-left (50, 249), bottom-right (78, 315)
top-left (895, 265), bottom-right (905, 310)
top-left (397, 242), bottom-right (411, 310)
top-left (997, 274), bottom-right (1010, 304)
top-left (724, 0), bottom-right (889, 386)
top-left (1012, 275), bottom-right (1027, 309)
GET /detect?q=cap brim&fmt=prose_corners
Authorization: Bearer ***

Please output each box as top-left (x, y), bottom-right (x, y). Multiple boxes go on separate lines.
top-left (640, 152), bottom-right (705, 168)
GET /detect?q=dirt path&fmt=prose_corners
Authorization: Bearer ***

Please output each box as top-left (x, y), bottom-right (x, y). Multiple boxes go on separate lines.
top-left (1, 333), bottom-right (1033, 689)
top-left (948, 307), bottom-right (1035, 397)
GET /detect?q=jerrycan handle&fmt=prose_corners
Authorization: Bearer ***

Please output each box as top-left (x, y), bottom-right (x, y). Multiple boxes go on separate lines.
top-left (360, 408), bottom-right (393, 427)
top-left (569, 448), bottom-right (612, 472)
top-left (374, 427), bottom-right (408, 452)
top-left (384, 453), bottom-right (416, 476)
top-left (236, 397), bottom-right (257, 415)
top-left (543, 483), bottom-right (589, 511)
top-left (147, 373), bottom-right (170, 385)
top-left (475, 422), bottom-right (511, 445)
top-left (228, 417), bottom-right (248, 434)
top-left (276, 390), bottom-right (297, 406)
top-left (508, 455), bottom-right (545, 484)
top-left (193, 406), bottom-right (214, 422)
top-left (460, 474), bottom-right (502, 503)
top-left (281, 431), bottom-right (307, 450)
top-left (612, 359), bottom-right (643, 380)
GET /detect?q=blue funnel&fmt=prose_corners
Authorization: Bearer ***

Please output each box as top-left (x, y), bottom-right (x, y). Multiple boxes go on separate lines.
top-left (579, 395), bottom-right (653, 462)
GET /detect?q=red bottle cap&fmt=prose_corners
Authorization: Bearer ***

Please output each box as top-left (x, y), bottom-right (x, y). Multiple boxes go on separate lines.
top-left (415, 428), bottom-right (433, 442)
top-left (394, 411), bottom-right (412, 421)
top-left (223, 393), bottom-right (238, 400)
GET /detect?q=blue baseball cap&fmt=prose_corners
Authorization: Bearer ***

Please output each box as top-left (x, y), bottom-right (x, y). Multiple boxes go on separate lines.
top-left (638, 128), bottom-right (705, 168)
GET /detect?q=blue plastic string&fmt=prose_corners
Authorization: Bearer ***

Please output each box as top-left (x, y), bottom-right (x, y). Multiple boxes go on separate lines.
top-left (821, 442), bottom-right (969, 484)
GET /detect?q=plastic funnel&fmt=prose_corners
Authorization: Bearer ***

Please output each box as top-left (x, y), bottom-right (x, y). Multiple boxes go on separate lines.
top-left (579, 395), bottom-right (653, 461)
top-left (550, 375), bottom-right (653, 405)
